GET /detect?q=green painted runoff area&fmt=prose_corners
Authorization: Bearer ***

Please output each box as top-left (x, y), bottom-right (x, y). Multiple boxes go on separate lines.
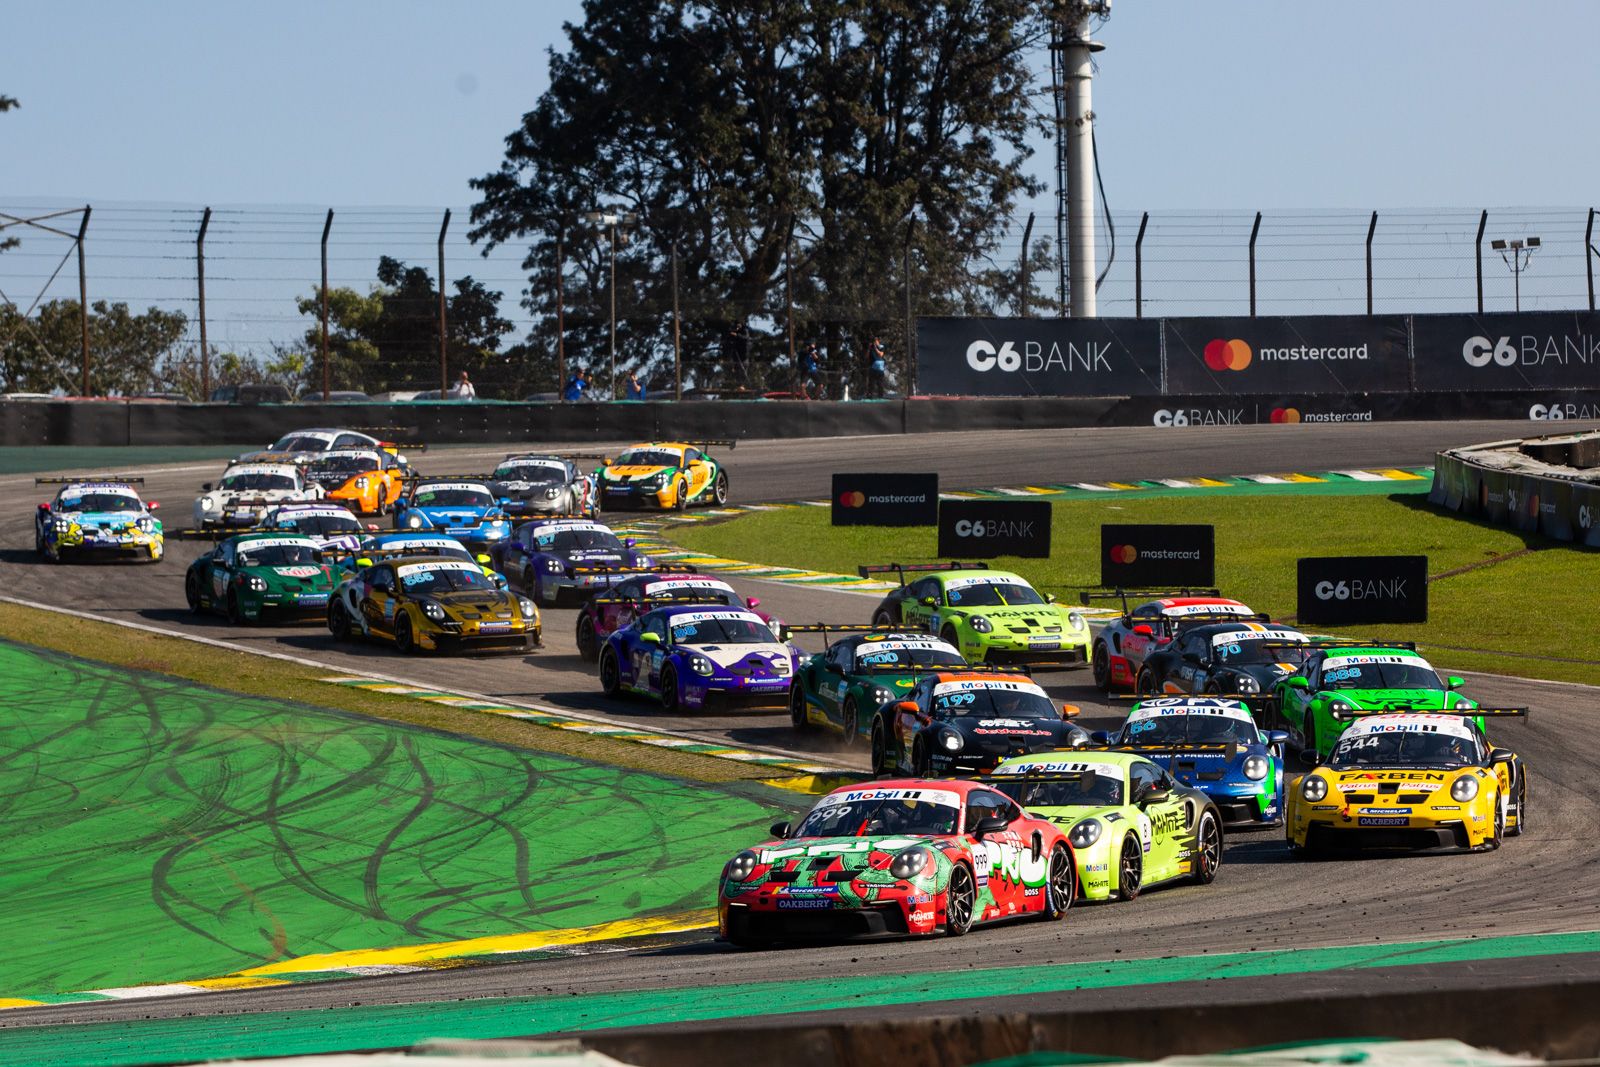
top-left (7, 929), bottom-right (1600, 1066)
top-left (0, 640), bottom-right (780, 998)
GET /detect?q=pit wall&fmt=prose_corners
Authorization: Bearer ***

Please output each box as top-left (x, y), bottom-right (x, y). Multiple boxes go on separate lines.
top-left (1430, 438), bottom-right (1600, 545)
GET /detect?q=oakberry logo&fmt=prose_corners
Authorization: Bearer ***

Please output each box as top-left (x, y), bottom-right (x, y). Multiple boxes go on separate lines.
top-left (1203, 339), bottom-right (1253, 372)
top-left (1269, 407), bottom-right (1301, 424)
top-left (838, 491), bottom-right (866, 508)
top-left (1108, 544), bottom-right (1138, 564)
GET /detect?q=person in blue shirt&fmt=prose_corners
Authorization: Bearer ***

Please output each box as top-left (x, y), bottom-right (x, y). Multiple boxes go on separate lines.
top-left (625, 370), bottom-right (645, 401)
top-left (563, 368), bottom-right (588, 402)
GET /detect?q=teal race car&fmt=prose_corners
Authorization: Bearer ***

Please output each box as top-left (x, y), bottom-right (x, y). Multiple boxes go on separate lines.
top-left (990, 751), bottom-right (1223, 902)
top-left (185, 532), bottom-right (337, 624)
top-left (858, 562), bottom-right (1091, 668)
top-left (1273, 641), bottom-right (1480, 758)
top-left (788, 628), bottom-right (968, 744)
top-left (34, 476), bottom-right (164, 563)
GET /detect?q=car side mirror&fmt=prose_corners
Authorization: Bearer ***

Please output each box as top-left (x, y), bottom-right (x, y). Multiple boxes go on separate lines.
top-left (971, 815), bottom-right (1009, 839)
top-left (769, 821), bottom-right (792, 839)
top-left (1091, 730), bottom-right (1114, 745)
top-left (1182, 652), bottom-right (1202, 665)
top-left (1490, 749), bottom-right (1516, 764)
top-left (920, 595), bottom-right (938, 607)
top-left (779, 626), bottom-right (793, 642)
top-left (1060, 703), bottom-right (1079, 720)
top-left (356, 557), bottom-right (373, 568)
top-left (1285, 677), bottom-right (1310, 690)
top-left (476, 554), bottom-right (492, 564)
top-left (640, 632), bottom-right (661, 645)
top-left (746, 597), bottom-right (760, 608)
top-left (1139, 786), bottom-right (1170, 807)
top-left (1265, 730), bottom-right (1290, 746)
top-left (1045, 593), bottom-right (1057, 604)
top-left (147, 501), bottom-right (160, 511)
top-left (201, 482), bottom-right (213, 492)
top-left (893, 700), bottom-right (919, 716)
top-left (1447, 676), bottom-right (1465, 690)
top-left (1133, 624), bottom-right (1154, 636)
top-left (1299, 749), bottom-right (1319, 767)
top-left (624, 537), bottom-right (637, 548)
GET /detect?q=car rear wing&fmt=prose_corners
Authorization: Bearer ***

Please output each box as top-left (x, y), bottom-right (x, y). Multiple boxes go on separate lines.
top-left (1171, 611), bottom-right (1276, 630)
top-left (688, 439), bottom-right (737, 451)
top-left (787, 623), bottom-right (902, 647)
top-left (857, 561), bottom-right (989, 585)
top-left (571, 564), bottom-right (656, 577)
top-left (1259, 638), bottom-right (1417, 652)
top-left (36, 474), bottom-right (146, 486)
top-left (1330, 706), bottom-right (1528, 722)
top-left (499, 452), bottom-right (613, 465)
top-left (588, 590), bottom-right (726, 607)
top-left (1078, 587), bottom-right (1224, 612)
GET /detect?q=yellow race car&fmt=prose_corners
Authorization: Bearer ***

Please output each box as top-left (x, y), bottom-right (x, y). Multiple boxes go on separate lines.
top-left (1286, 707), bottom-right (1527, 856)
top-left (326, 553), bottom-right (541, 654)
top-left (596, 440), bottom-right (733, 510)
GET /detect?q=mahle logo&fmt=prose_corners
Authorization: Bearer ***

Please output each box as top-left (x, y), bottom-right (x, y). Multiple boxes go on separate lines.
top-left (1107, 544), bottom-right (1138, 564)
top-left (1203, 339), bottom-right (1253, 372)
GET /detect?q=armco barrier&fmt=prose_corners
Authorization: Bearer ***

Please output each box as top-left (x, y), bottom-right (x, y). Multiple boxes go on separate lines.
top-left (1430, 433), bottom-right (1600, 546)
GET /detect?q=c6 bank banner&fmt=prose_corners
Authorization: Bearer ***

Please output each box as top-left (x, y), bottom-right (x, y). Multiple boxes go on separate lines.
top-left (916, 316), bottom-right (1162, 397)
top-left (1412, 311), bottom-right (1600, 391)
top-left (1164, 316), bottom-right (1410, 395)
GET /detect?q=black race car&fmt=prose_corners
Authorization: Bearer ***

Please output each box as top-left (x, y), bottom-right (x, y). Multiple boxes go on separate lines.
top-left (1134, 620), bottom-right (1311, 698)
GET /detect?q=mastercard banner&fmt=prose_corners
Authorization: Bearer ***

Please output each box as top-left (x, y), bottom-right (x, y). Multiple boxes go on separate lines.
top-left (1164, 316), bottom-right (1409, 395)
top-left (831, 473), bottom-right (939, 527)
top-left (1100, 523), bottom-right (1214, 588)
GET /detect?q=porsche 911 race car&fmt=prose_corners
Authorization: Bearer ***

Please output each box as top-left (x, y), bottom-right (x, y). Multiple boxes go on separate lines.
top-left (1273, 641), bottom-right (1480, 759)
top-left (718, 780), bottom-right (1074, 946)
top-left (34, 476), bottom-right (164, 563)
top-left (1091, 697), bottom-right (1289, 828)
top-left (392, 477), bottom-right (513, 551)
top-left (1083, 590), bottom-right (1259, 692)
top-left (490, 453), bottom-right (603, 519)
top-left (185, 532), bottom-right (335, 624)
top-left (261, 502), bottom-right (370, 553)
top-left (868, 669), bottom-right (1088, 777)
top-left (789, 629), bottom-right (967, 744)
top-left (339, 532), bottom-right (504, 586)
top-left (327, 554), bottom-right (539, 653)
top-left (301, 448), bottom-right (408, 514)
top-left (194, 461), bottom-right (324, 529)
top-left (250, 427), bottom-right (418, 467)
top-left (990, 751), bottom-right (1222, 901)
top-left (860, 562), bottom-right (1090, 668)
top-left (574, 571), bottom-right (770, 661)
top-left (1286, 708), bottom-right (1527, 856)
top-left (491, 516), bottom-right (653, 606)
top-left (599, 605), bottom-right (797, 712)
top-left (1132, 621), bottom-right (1310, 698)
top-left (596, 440), bottom-right (733, 510)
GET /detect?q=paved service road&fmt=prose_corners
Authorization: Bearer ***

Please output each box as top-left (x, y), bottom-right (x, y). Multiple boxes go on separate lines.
top-left (1, 419), bottom-right (1596, 1028)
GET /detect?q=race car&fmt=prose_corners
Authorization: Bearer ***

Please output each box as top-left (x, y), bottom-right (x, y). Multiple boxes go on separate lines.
top-left (184, 532), bottom-right (335, 624)
top-left (340, 532), bottom-right (504, 586)
top-left (1082, 589), bottom-right (1259, 692)
top-left (860, 562), bottom-right (1091, 668)
top-left (1132, 621), bottom-right (1311, 698)
top-left (34, 476), bottom-right (163, 563)
top-left (249, 428), bottom-right (416, 466)
top-left (490, 453), bottom-right (603, 519)
top-left (595, 440), bottom-right (733, 510)
top-left (1274, 641), bottom-right (1479, 759)
top-left (717, 780), bottom-right (1074, 946)
top-left (261, 502), bottom-right (370, 553)
top-left (491, 516), bottom-right (653, 606)
top-left (392, 476), bottom-right (512, 551)
top-left (193, 461), bottom-right (323, 529)
top-left (598, 605), bottom-right (798, 712)
top-left (989, 751), bottom-right (1222, 901)
top-left (574, 571), bottom-right (769, 661)
top-left (1090, 697), bottom-right (1289, 828)
top-left (326, 554), bottom-right (539, 654)
top-left (301, 448), bottom-right (408, 514)
top-left (868, 669), bottom-right (1088, 778)
top-left (789, 629), bottom-right (968, 744)
top-left (1286, 708), bottom-right (1528, 856)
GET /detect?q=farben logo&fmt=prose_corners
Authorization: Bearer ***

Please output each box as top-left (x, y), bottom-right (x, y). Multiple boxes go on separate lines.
top-left (966, 340), bottom-right (1112, 374)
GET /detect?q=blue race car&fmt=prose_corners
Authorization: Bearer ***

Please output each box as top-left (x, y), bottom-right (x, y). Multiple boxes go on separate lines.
top-left (1092, 696), bottom-right (1289, 829)
top-left (34, 476), bottom-right (164, 563)
top-left (598, 605), bottom-right (799, 713)
top-left (392, 476), bottom-right (512, 551)
top-left (491, 516), bottom-right (653, 606)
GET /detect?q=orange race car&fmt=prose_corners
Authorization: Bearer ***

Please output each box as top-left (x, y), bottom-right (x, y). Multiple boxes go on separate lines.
top-left (301, 448), bottom-right (408, 515)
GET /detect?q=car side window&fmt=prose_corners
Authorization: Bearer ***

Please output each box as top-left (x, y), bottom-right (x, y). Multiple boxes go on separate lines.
top-left (1180, 633), bottom-right (1205, 660)
top-left (370, 567), bottom-right (394, 593)
top-left (333, 433), bottom-right (366, 449)
top-left (964, 790), bottom-right (1006, 832)
top-left (1305, 653), bottom-right (1323, 688)
top-left (220, 542), bottom-right (235, 566)
top-left (644, 615), bottom-right (668, 640)
top-left (1129, 761), bottom-right (1159, 799)
top-left (976, 789), bottom-right (1023, 824)
top-left (683, 448), bottom-right (702, 465)
top-left (827, 642), bottom-right (854, 671)
top-left (906, 577), bottom-right (938, 604)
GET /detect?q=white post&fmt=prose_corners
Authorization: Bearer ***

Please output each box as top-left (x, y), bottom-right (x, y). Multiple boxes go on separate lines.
top-left (1061, 4), bottom-right (1105, 319)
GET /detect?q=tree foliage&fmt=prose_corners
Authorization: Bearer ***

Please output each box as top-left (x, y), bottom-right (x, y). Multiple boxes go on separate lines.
top-left (0, 300), bottom-right (186, 395)
top-left (469, 0), bottom-right (1050, 394)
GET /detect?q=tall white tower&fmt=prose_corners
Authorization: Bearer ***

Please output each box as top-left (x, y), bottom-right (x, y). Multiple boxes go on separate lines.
top-left (1055, 1), bottom-right (1109, 318)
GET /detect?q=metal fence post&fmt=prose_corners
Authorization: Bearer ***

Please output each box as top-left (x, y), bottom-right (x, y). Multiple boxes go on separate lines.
top-left (1365, 210), bottom-right (1378, 316)
top-left (904, 219), bottom-right (915, 395)
top-left (76, 205), bottom-right (91, 397)
top-left (320, 210), bottom-right (333, 400)
top-left (1475, 210), bottom-right (1488, 314)
top-left (196, 207), bottom-right (211, 399)
top-left (1248, 211), bottom-right (1262, 317)
top-left (1019, 213), bottom-right (1034, 318)
top-left (785, 234), bottom-right (794, 367)
top-left (1586, 208), bottom-right (1595, 312)
top-left (437, 209), bottom-right (451, 395)
top-left (1134, 212), bottom-right (1149, 319)
top-left (671, 243), bottom-right (682, 401)
top-left (554, 231), bottom-right (565, 398)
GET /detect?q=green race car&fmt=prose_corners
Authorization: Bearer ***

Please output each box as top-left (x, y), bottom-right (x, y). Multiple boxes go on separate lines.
top-left (1273, 642), bottom-right (1480, 758)
top-left (858, 562), bottom-right (1091, 668)
top-left (990, 751), bottom-right (1223, 902)
top-left (788, 628), bottom-right (969, 743)
top-left (185, 532), bottom-right (337, 624)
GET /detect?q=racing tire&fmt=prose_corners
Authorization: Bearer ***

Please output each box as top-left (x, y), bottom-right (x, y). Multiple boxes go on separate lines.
top-left (599, 648), bottom-right (622, 698)
top-left (711, 471), bottom-right (729, 506)
top-left (184, 573), bottom-right (203, 614)
top-left (871, 608), bottom-right (897, 628)
top-left (674, 477), bottom-right (690, 511)
top-left (523, 567), bottom-right (541, 602)
top-left (1041, 843), bottom-right (1075, 920)
top-left (1190, 811), bottom-right (1222, 884)
top-left (226, 591), bottom-right (246, 626)
top-left (911, 739), bottom-right (933, 778)
top-left (789, 685), bottom-right (812, 733)
top-left (1302, 712), bottom-right (1319, 762)
top-left (328, 602), bottom-right (354, 642)
top-left (1479, 793), bottom-right (1506, 851)
top-left (942, 864), bottom-right (977, 937)
top-left (940, 624), bottom-right (961, 650)
top-left (659, 665), bottom-right (681, 713)
top-left (394, 613), bottom-right (417, 655)
top-left (1091, 641), bottom-right (1111, 691)
top-left (1510, 777), bottom-right (1527, 837)
top-left (1117, 835), bottom-right (1143, 901)
top-left (1135, 667), bottom-right (1161, 697)
top-left (575, 615), bottom-right (599, 662)
top-left (33, 526), bottom-right (44, 555)
top-left (870, 719), bottom-right (893, 777)
top-left (841, 696), bottom-right (861, 747)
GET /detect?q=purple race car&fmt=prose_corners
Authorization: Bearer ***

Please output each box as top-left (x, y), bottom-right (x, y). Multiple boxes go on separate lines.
top-left (598, 604), bottom-right (798, 713)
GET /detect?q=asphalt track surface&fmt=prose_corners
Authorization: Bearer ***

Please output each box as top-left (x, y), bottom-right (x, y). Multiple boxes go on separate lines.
top-left (2, 418), bottom-right (1598, 1030)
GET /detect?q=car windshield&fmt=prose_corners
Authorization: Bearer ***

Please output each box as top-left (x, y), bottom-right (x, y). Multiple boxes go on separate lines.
top-left (237, 544), bottom-right (321, 566)
top-left (1322, 659), bottom-right (1442, 690)
top-left (794, 797), bottom-right (960, 838)
top-left (308, 455), bottom-right (377, 475)
top-left (671, 617), bottom-right (775, 644)
top-left (273, 435), bottom-right (334, 452)
top-left (413, 487), bottom-right (493, 507)
top-left (1214, 639), bottom-right (1308, 666)
top-left (280, 514), bottom-right (362, 536)
top-left (944, 580), bottom-right (1046, 607)
top-left (1330, 730), bottom-right (1480, 768)
top-left (854, 644), bottom-right (967, 670)
top-left (494, 463), bottom-right (564, 485)
top-left (530, 528), bottom-right (622, 553)
top-left (220, 473), bottom-right (298, 492)
top-left (396, 564), bottom-right (497, 594)
top-left (616, 448), bottom-right (680, 467)
top-left (994, 773), bottom-right (1124, 808)
top-left (61, 493), bottom-right (141, 512)
top-left (932, 686), bottom-right (1057, 720)
top-left (1123, 714), bottom-right (1258, 744)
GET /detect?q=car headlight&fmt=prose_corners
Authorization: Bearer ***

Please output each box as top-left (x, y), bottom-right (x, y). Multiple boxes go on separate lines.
top-left (1243, 755), bottom-right (1269, 781)
top-left (1329, 700), bottom-right (1354, 720)
top-left (421, 602), bottom-right (447, 622)
top-left (1451, 775), bottom-right (1479, 802)
top-left (888, 848), bottom-right (929, 880)
top-left (136, 516), bottom-right (153, 532)
top-left (544, 558), bottom-right (564, 573)
top-left (1236, 675), bottom-right (1260, 693)
top-left (872, 686), bottom-right (895, 706)
top-left (690, 654), bottom-right (715, 676)
top-left (244, 575), bottom-right (267, 592)
top-left (200, 496), bottom-right (216, 511)
top-left (969, 615), bottom-right (992, 634)
top-left (354, 477), bottom-right (369, 489)
top-left (1301, 775), bottom-right (1328, 802)
top-left (725, 850), bottom-right (758, 882)
top-left (406, 513), bottom-right (423, 529)
top-left (544, 487), bottom-right (560, 498)
top-left (937, 728), bottom-right (963, 752)
top-left (642, 473), bottom-right (666, 488)
top-left (1068, 818), bottom-right (1102, 849)
top-left (1067, 611), bottom-right (1085, 629)
top-left (517, 597), bottom-right (537, 617)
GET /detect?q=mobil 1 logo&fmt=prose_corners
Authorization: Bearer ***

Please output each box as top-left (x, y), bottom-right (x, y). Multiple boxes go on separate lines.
top-left (1297, 555), bottom-right (1428, 625)
top-left (937, 500), bottom-right (1052, 559)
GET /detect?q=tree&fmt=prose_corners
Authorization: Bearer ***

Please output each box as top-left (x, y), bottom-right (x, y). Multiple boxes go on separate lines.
top-left (469, 1), bottom-right (1049, 392)
top-left (0, 300), bottom-right (186, 395)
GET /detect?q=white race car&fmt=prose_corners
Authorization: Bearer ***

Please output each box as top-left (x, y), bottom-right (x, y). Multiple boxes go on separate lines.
top-left (194, 462), bottom-right (323, 529)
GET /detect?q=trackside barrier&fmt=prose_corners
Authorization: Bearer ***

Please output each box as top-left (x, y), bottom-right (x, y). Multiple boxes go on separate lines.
top-left (1430, 434), bottom-right (1600, 546)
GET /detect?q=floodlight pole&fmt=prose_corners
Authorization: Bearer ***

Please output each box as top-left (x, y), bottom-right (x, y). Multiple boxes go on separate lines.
top-left (76, 206), bottom-right (91, 398)
top-left (1055, 2), bottom-right (1108, 319)
top-left (196, 207), bottom-right (211, 400)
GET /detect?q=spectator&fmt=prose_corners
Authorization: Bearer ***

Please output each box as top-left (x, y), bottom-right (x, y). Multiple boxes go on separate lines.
top-left (800, 341), bottom-right (821, 400)
top-left (563, 368), bottom-right (589, 403)
top-left (447, 370), bottom-right (477, 400)
top-left (625, 370), bottom-right (645, 401)
top-left (866, 336), bottom-right (887, 399)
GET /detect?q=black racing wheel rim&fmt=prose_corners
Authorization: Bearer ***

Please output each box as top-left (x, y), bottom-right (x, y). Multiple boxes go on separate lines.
top-left (1047, 844), bottom-right (1074, 914)
top-left (870, 723), bottom-right (888, 775)
top-left (660, 666), bottom-right (679, 711)
top-left (842, 697), bottom-right (859, 745)
top-left (1119, 835), bottom-right (1142, 899)
top-left (1091, 642), bottom-right (1110, 688)
top-left (1195, 813), bottom-right (1221, 881)
top-left (789, 685), bottom-right (809, 730)
top-left (945, 865), bottom-right (976, 934)
top-left (599, 650), bottom-right (620, 696)
top-left (713, 471), bottom-right (728, 505)
top-left (576, 616), bottom-right (596, 660)
top-left (395, 614), bottom-right (414, 653)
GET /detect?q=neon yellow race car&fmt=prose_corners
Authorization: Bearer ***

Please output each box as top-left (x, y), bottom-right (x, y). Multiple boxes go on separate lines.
top-left (595, 440), bottom-right (734, 510)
